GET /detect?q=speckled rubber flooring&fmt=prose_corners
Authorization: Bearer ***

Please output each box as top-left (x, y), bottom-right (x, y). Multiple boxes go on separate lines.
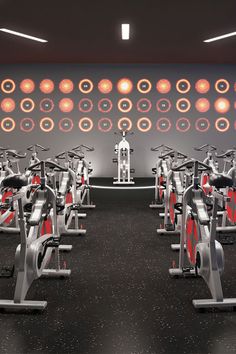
top-left (0, 178), bottom-right (235, 354)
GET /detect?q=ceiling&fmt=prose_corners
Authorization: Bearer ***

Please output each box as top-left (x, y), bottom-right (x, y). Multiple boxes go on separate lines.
top-left (0, 0), bottom-right (236, 64)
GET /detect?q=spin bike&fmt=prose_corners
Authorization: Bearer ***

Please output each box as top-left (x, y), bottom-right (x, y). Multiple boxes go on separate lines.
top-left (113, 131), bottom-right (135, 185)
top-left (72, 145), bottom-right (96, 209)
top-left (0, 148), bottom-right (26, 233)
top-left (149, 144), bottom-right (173, 208)
top-left (194, 144), bottom-right (218, 195)
top-left (215, 149), bottom-right (236, 243)
top-left (157, 149), bottom-right (188, 236)
top-left (169, 159), bottom-right (236, 309)
top-left (55, 150), bottom-right (87, 236)
top-left (0, 160), bottom-right (71, 310)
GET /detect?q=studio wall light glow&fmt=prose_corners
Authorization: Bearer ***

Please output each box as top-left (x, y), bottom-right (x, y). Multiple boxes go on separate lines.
top-left (20, 118), bottom-right (35, 132)
top-left (39, 117), bottom-right (54, 132)
top-left (137, 79), bottom-right (152, 93)
top-left (1, 79), bottom-right (16, 93)
top-left (1, 98), bottom-right (15, 112)
top-left (195, 79), bottom-right (210, 94)
top-left (117, 78), bottom-right (133, 94)
top-left (58, 118), bottom-right (74, 132)
top-left (20, 79), bottom-right (35, 94)
top-left (156, 79), bottom-right (171, 94)
top-left (117, 117), bottom-right (132, 131)
top-left (137, 117), bottom-right (152, 132)
top-left (98, 79), bottom-right (113, 94)
top-left (78, 117), bottom-right (94, 132)
top-left (1, 117), bottom-right (16, 132)
top-left (39, 79), bottom-right (54, 94)
top-left (59, 79), bottom-right (74, 94)
top-left (98, 118), bottom-right (113, 132)
top-left (156, 118), bottom-right (171, 132)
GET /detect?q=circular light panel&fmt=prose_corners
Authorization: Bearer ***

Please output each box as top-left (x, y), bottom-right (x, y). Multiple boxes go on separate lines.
top-left (1, 117), bottom-right (16, 132)
top-left (40, 117), bottom-right (55, 132)
top-left (156, 118), bottom-right (171, 132)
top-left (1, 98), bottom-right (15, 112)
top-left (20, 79), bottom-right (35, 93)
top-left (117, 117), bottom-right (132, 131)
top-left (98, 118), bottom-right (113, 132)
top-left (156, 79), bottom-right (171, 94)
top-left (20, 118), bottom-right (35, 132)
top-left (78, 117), bottom-right (94, 132)
top-left (137, 117), bottom-right (152, 132)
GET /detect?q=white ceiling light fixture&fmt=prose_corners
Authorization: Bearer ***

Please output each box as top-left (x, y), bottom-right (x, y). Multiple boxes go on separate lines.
top-left (121, 24), bottom-right (130, 40)
top-left (0, 28), bottom-right (48, 43)
top-left (204, 31), bottom-right (236, 43)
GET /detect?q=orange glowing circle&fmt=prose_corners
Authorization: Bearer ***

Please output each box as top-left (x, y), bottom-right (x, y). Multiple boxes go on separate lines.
top-left (1, 117), bottom-right (16, 132)
top-left (156, 118), bottom-right (171, 132)
top-left (117, 78), bottom-right (133, 95)
top-left (117, 117), bottom-right (132, 131)
top-left (20, 98), bottom-right (35, 113)
top-left (215, 117), bottom-right (230, 132)
top-left (20, 79), bottom-right (35, 93)
top-left (20, 118), bottom-right (35, 132)
top-left (98, 118), bottom-right (113, 132)
top-left (78, 79), bottom-right (94, 94)
top-left (39, 79), bottom-right (54, 94)
top-left (59, 98), bottom-right (74, 113)
top-left (176, 79), bottom-right (191, 93)
top-left (137, 79), bottom-right (152, 94)
top-left (176, 98), bottom-right (191, 113)
top-left (137, 98), bottom-right (152, 113)
top-left (214, 97), bottom-right (230, 114)
top-left (195, 98), bottom-right (210, 113)
top-left (176, 118), bottom-right (191, 132)
top-left (156, 79), bottom-right (171, 94)
top-left (1, 79), bottom-right (16, 93)
top-left (58, 118), bottom-right (74, 132)
top-left (78, 117), bottom-right (94, 132)
top-left (195, 79), bottom-right (210, 94)
top-left (137, 117), bottom-right (152, 132)
top-left (1, 98), bottom-right (15, 112)
top-left (98, 79), bottom-right (113, 94)
top-left (117, 98), bottom-right (133, 113)
top-left (195, 118), bottom-right (210, 132)
top-left (78, 98), bottom-right (93, 113)
top-left (39, 117), bottom-right (55, 132)
top-left (59, 79), bottom-right (74, 94)
top-left (215, 79), bottom-right (230, 94)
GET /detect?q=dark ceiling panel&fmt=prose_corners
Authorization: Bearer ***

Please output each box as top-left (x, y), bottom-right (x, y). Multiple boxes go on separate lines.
top-left (0, 0), bottom-right (236, 63)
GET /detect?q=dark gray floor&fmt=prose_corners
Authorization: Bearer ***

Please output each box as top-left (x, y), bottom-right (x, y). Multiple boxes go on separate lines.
top-left (0, 178), bottom-right (235, 354)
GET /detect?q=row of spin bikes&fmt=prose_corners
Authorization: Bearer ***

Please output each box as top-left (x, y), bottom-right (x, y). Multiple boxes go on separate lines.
top-left (0, 144), bottom-right (95, 310)
top-left (150, 144), bottom-right (236, 310)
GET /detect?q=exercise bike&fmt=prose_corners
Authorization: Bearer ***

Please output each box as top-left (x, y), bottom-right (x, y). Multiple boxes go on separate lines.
top-left (169, 159), bottom-right (236, 309)
top-left (72, 145), bottom-right (96, 209)
top-left (157, 149), bottom-right (188, 237)
top-left (55, 150), bottom-right (87, 237)
top-left (149, 144), bottom-right (173, 208)
top-left (0, 160), bottom-right (71, 310)
top-left (113, 131), bottom-right (135, 185)
top-left (0, 148), bottom-right (26, 233)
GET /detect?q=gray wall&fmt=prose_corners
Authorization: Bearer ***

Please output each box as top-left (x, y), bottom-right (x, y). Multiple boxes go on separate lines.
top-left (0, 64), bottom-right (235, 176)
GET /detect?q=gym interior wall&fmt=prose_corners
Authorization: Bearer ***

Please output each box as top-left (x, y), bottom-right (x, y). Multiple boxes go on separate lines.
top-left (0, 63), bottom-right (235, 176)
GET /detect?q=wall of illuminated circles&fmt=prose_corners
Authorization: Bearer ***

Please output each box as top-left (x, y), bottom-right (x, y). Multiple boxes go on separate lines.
top-left (0, 64), bottom-right (236, 176)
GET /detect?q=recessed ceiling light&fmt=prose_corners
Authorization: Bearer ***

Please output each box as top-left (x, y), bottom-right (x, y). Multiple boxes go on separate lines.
top-left (204, 31), bottom-right (236, 43)
top-left (0, 28), bottom-right (47, 43)
top-left (121, 24), bottom-right (130, 40)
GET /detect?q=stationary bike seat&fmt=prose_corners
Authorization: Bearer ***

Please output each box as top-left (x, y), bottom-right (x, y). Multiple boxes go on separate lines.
top-left (2, 174), bottom-right (28, 189)
top-left (209, 174), bottom-right (233, 189)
